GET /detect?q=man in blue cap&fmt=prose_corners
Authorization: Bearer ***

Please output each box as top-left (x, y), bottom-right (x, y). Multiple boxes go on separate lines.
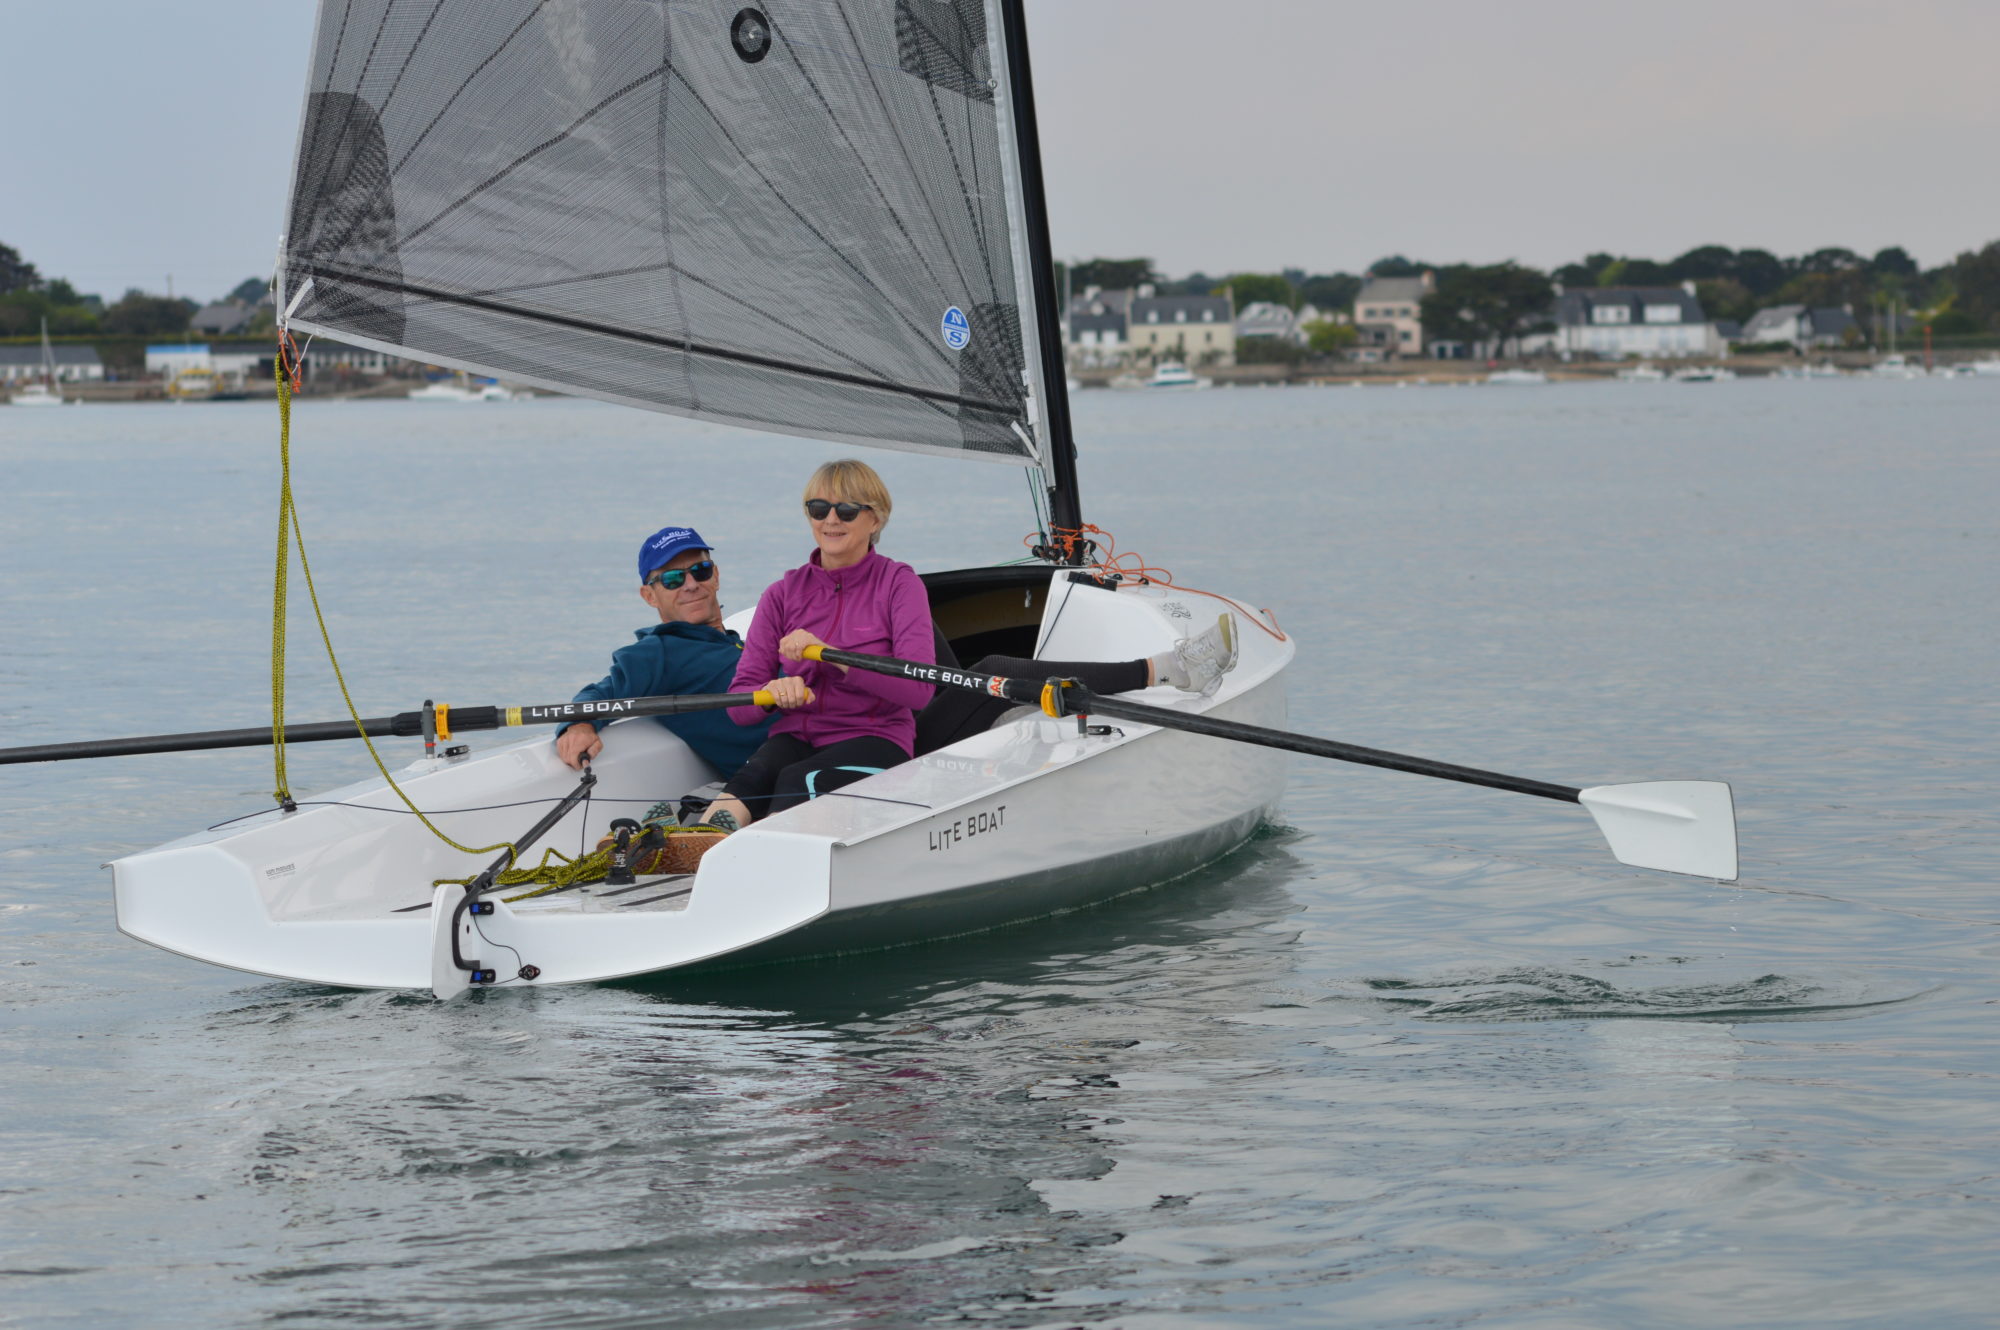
top-left (553, 526), bottom-right (774, 776)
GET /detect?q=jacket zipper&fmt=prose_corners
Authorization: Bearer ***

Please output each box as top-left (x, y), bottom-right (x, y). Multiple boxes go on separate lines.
top-left (803, 574), bottom-right (847, 746)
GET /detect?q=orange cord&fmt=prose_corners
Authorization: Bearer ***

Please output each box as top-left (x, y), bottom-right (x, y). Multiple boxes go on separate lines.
top-left (276, 327), bottom-right (305, 393)
top-left (1027, 524), bottom-right (1289, 641)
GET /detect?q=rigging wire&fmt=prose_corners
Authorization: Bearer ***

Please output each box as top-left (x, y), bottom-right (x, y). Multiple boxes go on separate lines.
top-left (1026, 522), bottom-right (1289, 642)
top-left (268, 350), bottom-right (517, 862)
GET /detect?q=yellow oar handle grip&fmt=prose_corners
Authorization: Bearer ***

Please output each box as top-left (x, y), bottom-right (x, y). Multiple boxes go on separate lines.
top-left (750, 687), bottom-right (814, 708)
top-left (800, 644), bottom-right (826, 662)
top-left (1040, 681), bottom-right (1071, 718)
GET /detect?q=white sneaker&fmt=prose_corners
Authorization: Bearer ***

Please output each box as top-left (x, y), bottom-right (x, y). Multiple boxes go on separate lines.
top-left (1173, 612), bottom-right (1239, 697)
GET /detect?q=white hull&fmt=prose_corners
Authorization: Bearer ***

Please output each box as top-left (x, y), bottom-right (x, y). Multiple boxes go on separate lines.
top-left (6, 385), bottom-right (65, 406)
top-left (111, 572), bottom-right (1293, 994)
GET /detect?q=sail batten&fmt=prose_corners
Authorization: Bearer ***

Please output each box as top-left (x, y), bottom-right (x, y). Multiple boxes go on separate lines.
top-left (282, 0), bottom-right (1052, 465)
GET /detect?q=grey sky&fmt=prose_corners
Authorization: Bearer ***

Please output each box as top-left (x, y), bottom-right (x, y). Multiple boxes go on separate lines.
top-left (6, 0), bottom-right (1996, 305)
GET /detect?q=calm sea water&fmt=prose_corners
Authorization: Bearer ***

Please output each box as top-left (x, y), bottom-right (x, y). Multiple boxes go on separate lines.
top-left (2, 380), bottom-right (1995, 1328)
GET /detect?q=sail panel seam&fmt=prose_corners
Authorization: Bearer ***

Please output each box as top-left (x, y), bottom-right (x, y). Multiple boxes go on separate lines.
top-left (311, 264), bottom-right (1023, 415)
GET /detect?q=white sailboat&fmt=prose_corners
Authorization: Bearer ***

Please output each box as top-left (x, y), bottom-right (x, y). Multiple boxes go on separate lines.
top-left (6, 319), bottom-right (68, 407)
top-left (78, 0), bottom-right (1736, 997)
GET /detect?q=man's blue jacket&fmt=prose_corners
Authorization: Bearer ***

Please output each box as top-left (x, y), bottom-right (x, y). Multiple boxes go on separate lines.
top-left (558, 622), bottom-right (773, 775)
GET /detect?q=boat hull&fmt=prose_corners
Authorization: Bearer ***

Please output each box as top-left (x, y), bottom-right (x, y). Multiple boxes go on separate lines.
top-left (109, 571), bottom-right (1294, 993)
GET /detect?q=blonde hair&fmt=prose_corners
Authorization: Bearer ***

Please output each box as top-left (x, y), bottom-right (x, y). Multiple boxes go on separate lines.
top-left (803, 458), bottom-right (892, 545)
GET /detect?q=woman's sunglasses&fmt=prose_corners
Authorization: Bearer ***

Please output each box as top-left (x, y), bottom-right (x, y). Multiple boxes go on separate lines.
top-left (645, 560), bottom-right (716, 590)
top-left (805, 499), bottom-right (873, 522)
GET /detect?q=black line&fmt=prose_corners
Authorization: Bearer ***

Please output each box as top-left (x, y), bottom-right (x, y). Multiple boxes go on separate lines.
top-left (616, 886), bottom-right (695, 908)
top-left (401, 65), bottom-right (672, 248)
top-left (596, 875), bottom-right (692, 898)
top-left (831, 4), bottom-right (982, 310)
top-left (661, 62), bottom-right (978, 394)
top-left (310, 263), bottom-right (1020, 414)
top-left (389, 2), bottom-right (552, 179)
top-left (656, 6), bottom-right (699, 412)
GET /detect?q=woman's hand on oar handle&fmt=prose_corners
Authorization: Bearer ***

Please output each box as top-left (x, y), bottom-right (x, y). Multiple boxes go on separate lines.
top-left (759, 676), bottom-right (816, 710)
top-left (780, 630), bottom-right (847, 672)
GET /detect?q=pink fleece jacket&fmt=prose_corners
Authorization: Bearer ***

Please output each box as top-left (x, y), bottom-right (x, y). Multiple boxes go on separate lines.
top-left (728, 547), bottom-right (936, 755)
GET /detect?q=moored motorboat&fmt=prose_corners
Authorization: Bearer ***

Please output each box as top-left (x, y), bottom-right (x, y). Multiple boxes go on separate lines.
top-left (1144, 361), bottom-right (1212, 389)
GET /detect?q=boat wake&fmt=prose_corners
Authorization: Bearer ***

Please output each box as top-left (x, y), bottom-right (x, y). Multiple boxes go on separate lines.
top-left (1364, 967), bottom-right (1932, 1023)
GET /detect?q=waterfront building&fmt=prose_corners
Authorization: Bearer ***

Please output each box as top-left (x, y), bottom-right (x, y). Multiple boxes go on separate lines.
top-left (1738, 304), bottom-right (1859, 350)
top-left (145, 343), bottom-right (212, 378)
top-left (208, 345), bottom-right (276, 385)
top-left (191, 301), bottom-right (255, 336)
top-left (1548, 283), bottom-right (1720, 359)
top-left (0, 344), bottom-right (104, 383)
top-left (1354, 272), bottom-right (1432, 358)
top-left (1127, 294), bottom-right (1235, 366)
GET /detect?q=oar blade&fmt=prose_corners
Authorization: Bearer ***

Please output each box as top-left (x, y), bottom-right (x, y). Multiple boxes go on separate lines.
top-left (1578, 781), bottom-right (1738, 881)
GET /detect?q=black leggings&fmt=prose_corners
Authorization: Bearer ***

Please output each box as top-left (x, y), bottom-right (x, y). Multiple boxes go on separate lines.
top-left (721, 733), bottom-right (912, 822)
top-left (914, 655), bottom-right (1149, 755)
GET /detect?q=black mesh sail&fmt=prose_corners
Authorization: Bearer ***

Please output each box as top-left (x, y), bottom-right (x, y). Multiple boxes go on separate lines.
top-left (280, 0), bottom-right (1049, 464)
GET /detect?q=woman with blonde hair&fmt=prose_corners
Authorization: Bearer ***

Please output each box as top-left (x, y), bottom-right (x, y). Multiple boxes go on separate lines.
top-left (704, 459), bottom-right (936, 826)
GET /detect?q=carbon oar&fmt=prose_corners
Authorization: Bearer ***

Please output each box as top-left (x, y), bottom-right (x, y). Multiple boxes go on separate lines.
top-left (0, 689), bottom-right (778, 767)
top-left (802, 644), bottom-right (1738, 881)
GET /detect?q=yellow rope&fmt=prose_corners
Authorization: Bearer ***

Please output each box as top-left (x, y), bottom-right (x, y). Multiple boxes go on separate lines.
top-left (270, 353), bottom-right (517, 863)
top-left (271, 359), bottom-right (293, 804)
top-left (446, 825), bottom-right (729, 901)
top-left (434, 845), bottom-right (611, 900)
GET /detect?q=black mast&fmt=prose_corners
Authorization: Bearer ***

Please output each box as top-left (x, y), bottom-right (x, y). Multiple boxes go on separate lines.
top-left (998, 0), bottom-right (1085, 560)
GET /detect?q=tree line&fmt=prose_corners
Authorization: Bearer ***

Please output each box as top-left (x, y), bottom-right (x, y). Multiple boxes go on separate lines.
top-left (1059, 240), bottom-right (2000, 355)
top-left (0, 244), bottom-right (267, 339)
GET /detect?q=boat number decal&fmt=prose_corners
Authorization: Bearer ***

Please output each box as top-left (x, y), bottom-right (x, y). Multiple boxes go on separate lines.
top-left (941, 306), bottom-right (971, 350)
top-left (929, 804), bottom-right (1006, 852)
top-left (263, 862), bottom-right (297, 880)
top-left (1161, 600), bottom-right (1192, 620)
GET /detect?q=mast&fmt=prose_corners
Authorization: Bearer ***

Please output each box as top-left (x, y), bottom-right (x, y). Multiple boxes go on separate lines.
top-left (997, 0), bottom-right (1086, 557)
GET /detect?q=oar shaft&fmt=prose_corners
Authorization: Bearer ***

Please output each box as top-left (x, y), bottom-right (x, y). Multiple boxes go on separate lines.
top-left (1076, 693), bottom-right (1581, 803)
top-left (805, 644), bottom-right (1581, 804)
top-left (804, 645), bottom-right (1043, 705)
top-left (0, 717), bottom-right (407, 765)
top-left (0, 690), bottom-right (773, 766)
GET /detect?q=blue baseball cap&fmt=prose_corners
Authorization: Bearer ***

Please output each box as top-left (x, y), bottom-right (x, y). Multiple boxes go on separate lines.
top-left (637, 526), bottom-right (712, 581)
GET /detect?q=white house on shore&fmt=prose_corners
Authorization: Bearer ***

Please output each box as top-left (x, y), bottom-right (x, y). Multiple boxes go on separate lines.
top-left (1, 344), bottom-right (104, 383)
top-left (1545, 283), bottom-right (1720, 359)
top-left (1738, 304), bottom-right (1859, 350)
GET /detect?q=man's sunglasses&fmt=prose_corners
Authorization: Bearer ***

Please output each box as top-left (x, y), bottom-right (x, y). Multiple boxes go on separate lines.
top-left (805, 499), bottom-right (874, 522)
top-left (645, 560), bottom-right (716, 590)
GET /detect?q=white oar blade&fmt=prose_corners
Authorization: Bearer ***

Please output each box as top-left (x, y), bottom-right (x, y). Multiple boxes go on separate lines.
top-left (1578, 781), bottom-right (1738, 881)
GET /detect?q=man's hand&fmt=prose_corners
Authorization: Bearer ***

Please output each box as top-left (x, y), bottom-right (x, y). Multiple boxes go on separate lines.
top-left (556, 724), bottom-right (603, 769)
top-left (763, 676), bottom-right (814, 709)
